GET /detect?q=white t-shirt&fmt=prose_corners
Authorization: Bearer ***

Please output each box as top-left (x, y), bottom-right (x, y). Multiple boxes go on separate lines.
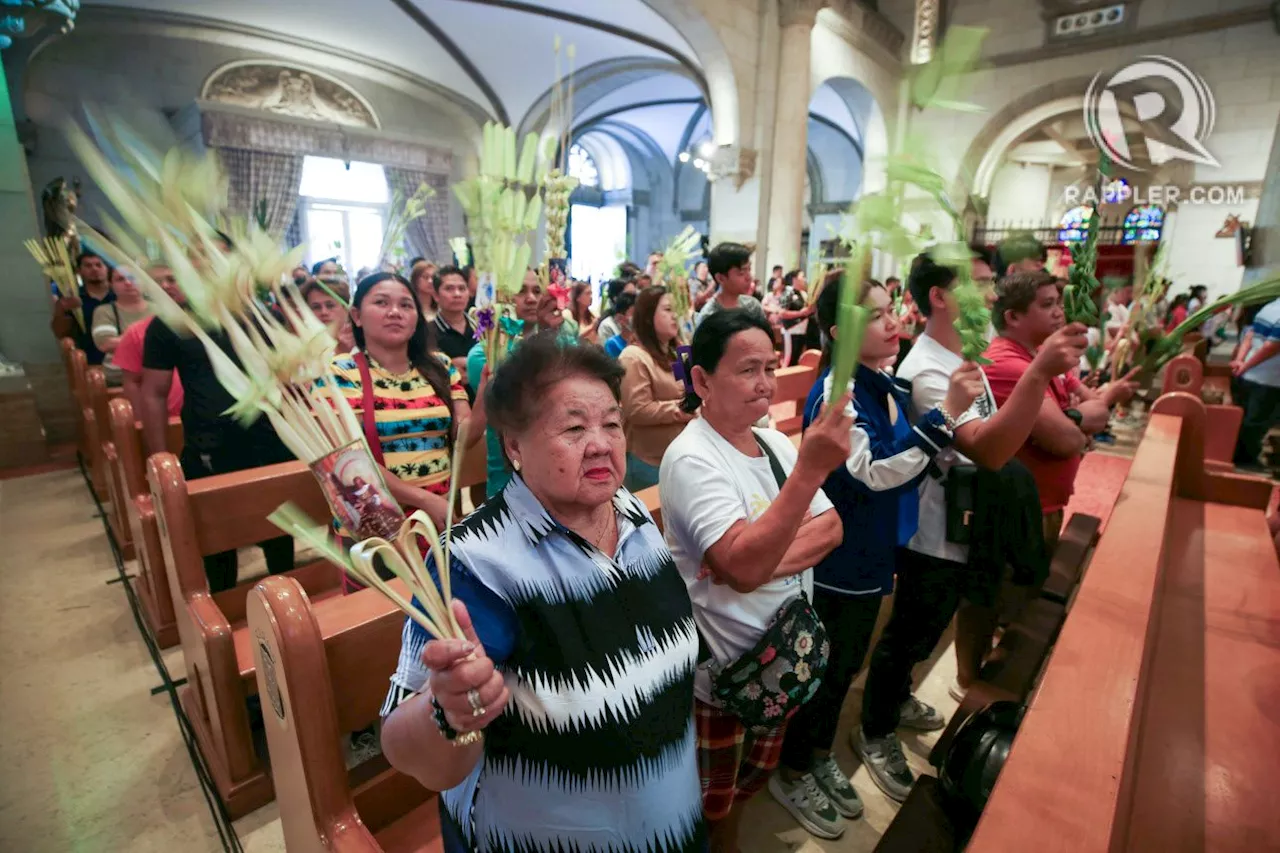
top-left (896, 332), bottom-right (997, 565)
top-left (659, 417), bottom-right (834, 703)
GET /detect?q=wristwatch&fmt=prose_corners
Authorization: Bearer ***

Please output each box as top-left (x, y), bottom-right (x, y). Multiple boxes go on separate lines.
top-left (1064, 408), bottom-right (1084, 428)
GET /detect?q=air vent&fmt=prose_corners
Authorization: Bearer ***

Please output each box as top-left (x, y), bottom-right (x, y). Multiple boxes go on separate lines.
top-left (1053, 4), bottom-right (1126, 37)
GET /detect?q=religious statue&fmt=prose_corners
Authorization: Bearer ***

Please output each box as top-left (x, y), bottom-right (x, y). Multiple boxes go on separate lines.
top-left (0, 0), bottom-right (79, 50)
top-left (41, 176), bottom-right (81, 257)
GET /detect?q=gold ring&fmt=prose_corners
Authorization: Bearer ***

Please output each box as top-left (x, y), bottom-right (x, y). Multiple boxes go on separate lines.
top-left (453, 730), bottom-right (483, 747)
top-left (467, 689), bottom-right (484, 716)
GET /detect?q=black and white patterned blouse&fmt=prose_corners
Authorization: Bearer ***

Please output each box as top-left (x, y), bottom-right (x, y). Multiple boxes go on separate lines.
top-left (382, 475), bottom-right (705, 853)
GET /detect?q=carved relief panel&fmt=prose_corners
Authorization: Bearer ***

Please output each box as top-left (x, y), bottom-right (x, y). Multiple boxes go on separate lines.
top-left (201, 61), bottom-right (380, 129)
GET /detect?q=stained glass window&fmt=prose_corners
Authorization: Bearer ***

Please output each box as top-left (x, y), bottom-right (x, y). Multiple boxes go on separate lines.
top-left (568, 144), bottom-right (599, 188)
top-left (1122, 204), bottom-right (1163, 244)
top-left (1058, 205), bottom-right (1092, 243)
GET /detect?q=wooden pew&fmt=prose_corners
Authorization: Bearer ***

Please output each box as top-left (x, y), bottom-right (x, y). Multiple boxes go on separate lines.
top-left (769, 364), bottom-right (817, 435)
top-left (965, 401), bottom-right (1277, 852)
top-left (108, 398), bottom-right (183, 646)
top-left (248, 576), bottom-right (443, 852)
top-left (798, 348), bottom-right (821, 369)
top-left (924, 513), bottom-right (1101, 776)
top-left (59, 337), bottom-right (82, 450)
top-left (67, 348), bottom-right (106, 496)
top-left (84, 368), bottom-right (129, 555)
top-left (1159, 354), bottom-right (1243, 471)
top-left (148, 452), bottom-right (345, 817)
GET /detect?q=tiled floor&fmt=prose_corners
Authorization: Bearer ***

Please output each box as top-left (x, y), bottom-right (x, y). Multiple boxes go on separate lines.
top-left (0, 469), bottom-right (287, 852)
top-left (0, 465), bottom-right (972, 852)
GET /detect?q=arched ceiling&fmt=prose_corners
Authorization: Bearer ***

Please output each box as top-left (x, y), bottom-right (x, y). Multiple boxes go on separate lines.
top-left (81, 0), bottom-right (704, 127)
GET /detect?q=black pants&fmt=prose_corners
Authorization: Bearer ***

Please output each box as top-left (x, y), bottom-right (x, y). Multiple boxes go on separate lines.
top-left (180, 440), bottom-right (294, 594)
top-left (780, 590), bottom-right (882, 771)
top-left (1232, 379), bottom-right (1280, 465)
top-left (860, 548), bottom-right (966, 740)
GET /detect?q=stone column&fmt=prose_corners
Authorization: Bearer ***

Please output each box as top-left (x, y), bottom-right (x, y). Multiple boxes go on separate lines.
top-left (764, 0), bottom-right (825, 273)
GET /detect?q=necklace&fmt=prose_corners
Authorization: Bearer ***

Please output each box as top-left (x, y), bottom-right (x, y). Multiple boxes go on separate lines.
top-left (580, 510), bottom-right (617, 553)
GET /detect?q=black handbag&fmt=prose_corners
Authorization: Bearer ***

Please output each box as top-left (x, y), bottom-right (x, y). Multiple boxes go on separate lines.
top-left (944, 463), bottom-right (978, 545)
top-left (706, 432), bottom-right (830, 730)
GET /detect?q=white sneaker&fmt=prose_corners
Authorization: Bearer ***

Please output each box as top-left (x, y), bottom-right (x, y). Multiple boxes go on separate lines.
top-left (949, 680), bottom-right (966, 702)
top-left (768, 772), bottom-right (846, 839)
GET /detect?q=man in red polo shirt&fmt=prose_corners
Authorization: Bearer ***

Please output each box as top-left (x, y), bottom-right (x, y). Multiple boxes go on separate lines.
top-left (948, 270), bottom-right (1134, 701)
top-left (984, 270), bottom-right (1136, 549)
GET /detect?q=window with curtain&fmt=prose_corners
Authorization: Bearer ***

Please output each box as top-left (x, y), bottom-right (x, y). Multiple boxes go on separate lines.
top-left (298, 156), bottom-right (389, 273)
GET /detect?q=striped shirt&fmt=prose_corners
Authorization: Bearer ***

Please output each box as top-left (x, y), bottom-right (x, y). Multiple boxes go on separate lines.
top-left (381, 475), bottom-right (705, 853)
top-left (328, 352), bottom-right (468, 494)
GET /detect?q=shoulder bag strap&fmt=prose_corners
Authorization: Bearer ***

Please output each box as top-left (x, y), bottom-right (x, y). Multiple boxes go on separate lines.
top-left (752, 430), bottom-right (789, 490)
top-left (353, 352), bottom-right (386, 466)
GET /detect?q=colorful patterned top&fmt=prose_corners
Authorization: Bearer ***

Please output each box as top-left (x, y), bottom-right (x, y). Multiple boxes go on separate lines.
top-left (328, 352), bottom-right (469, 495)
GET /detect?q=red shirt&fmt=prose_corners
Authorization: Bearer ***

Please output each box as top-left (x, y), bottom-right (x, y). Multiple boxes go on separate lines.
top-left (982, 336), bottom-right (1083, 513)
top-left (115, 317), bottom-right (184, 416)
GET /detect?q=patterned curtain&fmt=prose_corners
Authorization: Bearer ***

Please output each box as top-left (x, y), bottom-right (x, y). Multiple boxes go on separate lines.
top-left (384, 167), bottom-right (450, 263)
top-left (218, 147), bottom-right (305, 240)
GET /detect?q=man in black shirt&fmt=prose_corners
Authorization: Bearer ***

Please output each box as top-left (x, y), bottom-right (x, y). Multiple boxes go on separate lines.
top-left (51, 251), bottom-right (116, 364)
top-left (140, 315), bottom-right (294, 593)
top-left (432, 265), bottom-right (478, 395)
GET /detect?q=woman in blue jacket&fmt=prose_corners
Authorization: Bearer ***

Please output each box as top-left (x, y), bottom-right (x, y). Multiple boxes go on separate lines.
top-left (767, 276), bottom-right (984, 839)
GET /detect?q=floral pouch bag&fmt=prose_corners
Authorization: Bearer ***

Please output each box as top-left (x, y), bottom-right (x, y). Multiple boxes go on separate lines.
top-left (707, 432), bottom-right (830, 730)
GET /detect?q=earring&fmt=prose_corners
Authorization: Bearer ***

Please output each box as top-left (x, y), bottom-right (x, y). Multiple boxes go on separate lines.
top-left (512, 459), bottom-right (522, 472)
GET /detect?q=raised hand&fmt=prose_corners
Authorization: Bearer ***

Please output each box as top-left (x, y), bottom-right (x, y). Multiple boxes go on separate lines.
top-left (944, 361), bottom-right (986, 420)
top-left (1031, 322), bottom-right (1089, 379)
top-left (1101, 366), bottom-right (1141, 407)
top-left (423, 599), bottom-right (509, 736)
top-left (798, 391), bottom-right (854, 478)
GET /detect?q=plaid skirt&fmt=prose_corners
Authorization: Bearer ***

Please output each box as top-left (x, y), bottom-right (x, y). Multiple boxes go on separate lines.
top-left (695, 700), bottom-right (787, 821)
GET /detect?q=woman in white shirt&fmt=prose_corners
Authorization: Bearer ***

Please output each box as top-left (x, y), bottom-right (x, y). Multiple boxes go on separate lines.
top-left (659, 308), bottom-right (851, 853)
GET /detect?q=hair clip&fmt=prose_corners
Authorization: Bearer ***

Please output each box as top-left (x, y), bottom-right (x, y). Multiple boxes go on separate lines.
top-left (672, 345), bottom-right (694, 394)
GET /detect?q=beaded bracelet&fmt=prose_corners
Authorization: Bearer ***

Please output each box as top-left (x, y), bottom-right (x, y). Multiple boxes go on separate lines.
top-left (431, 695), bottom-right (483, 747)
top-left (934, 404), bottom-right (959, 433)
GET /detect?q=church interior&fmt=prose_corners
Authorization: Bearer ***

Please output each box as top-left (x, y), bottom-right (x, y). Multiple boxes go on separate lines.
top-left (2, 1), bottom-right (1279, 851)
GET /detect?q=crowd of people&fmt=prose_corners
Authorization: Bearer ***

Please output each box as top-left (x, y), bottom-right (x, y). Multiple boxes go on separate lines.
top-left (50, 237), bottom-right (1280, 853)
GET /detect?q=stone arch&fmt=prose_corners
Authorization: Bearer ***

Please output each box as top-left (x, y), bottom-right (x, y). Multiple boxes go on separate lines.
top-left (807, 18), bottom-right (896, 197)
top-left (518, 57), bottom-right (705, 139)
top-left (638, 0), bottom-right (740, 146)
top-left (807, 75), bottom-right (888, 198)
top-left (955, 77), bottom-right (1097, 204)
top-left (958, 77), bottom-right (1192, 226)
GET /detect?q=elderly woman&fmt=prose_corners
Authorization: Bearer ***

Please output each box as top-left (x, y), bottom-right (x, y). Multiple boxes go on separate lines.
top-left (381, 335), bottom-right (705, 853)
top-left (659, 308), bottom-right (851, 853)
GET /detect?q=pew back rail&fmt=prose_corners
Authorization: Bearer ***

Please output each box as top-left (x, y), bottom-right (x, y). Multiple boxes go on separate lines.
top-left (247, 576), bottom-right (441, 852)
